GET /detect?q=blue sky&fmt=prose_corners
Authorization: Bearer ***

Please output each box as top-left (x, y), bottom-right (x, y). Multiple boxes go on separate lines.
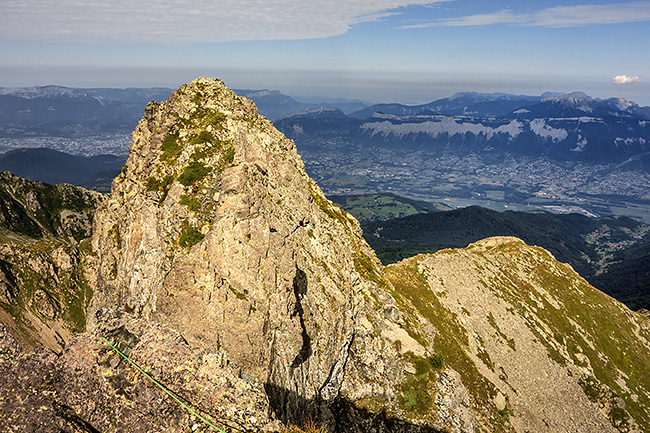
top-left (2, 0), bottom-right (649, 104)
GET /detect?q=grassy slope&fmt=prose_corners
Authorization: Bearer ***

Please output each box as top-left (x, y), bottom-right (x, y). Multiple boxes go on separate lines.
top-left (0, 173), bottom-right (103, 350)
top-left (329, 193), bottom-right (451, 224)
top-left (386, 238), bottom-right (650, 432)
top-left (364, 205), bottom-right (650, 310)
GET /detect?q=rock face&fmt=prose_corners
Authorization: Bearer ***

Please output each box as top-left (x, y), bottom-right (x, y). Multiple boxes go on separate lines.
top-left (386, 237), bottom-right (650, 432)
top-left (90, 77), bottom-right (472, 431)
top-left (0, 172), bottom-right (103, 351)
top-left (0, 310), bottom-right (281, 432)
top-left (0, 171), bottom-right (103, 243)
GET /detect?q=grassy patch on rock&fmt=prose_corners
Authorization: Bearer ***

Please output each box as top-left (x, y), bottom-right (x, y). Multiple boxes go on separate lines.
top-left (160, 132), bottom-right (183, 163)
top-left (399, 351), bottom-right (445, 417)
top-left (179, 194), bottom-right (201, 212)
top-left (178, 161), bottom-right (211, 187)
top-left (178, 221), bottom-right (204, 249)
top-left (146, 174), bottom-right (174, 205)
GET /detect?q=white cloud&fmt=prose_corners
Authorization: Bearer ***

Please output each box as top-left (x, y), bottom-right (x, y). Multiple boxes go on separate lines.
top-left (0, 0), bottom-right (444, 44)
top-left (405, 10), bottom-right (521, 28)
top-left (614, 75), bottom-right (641, 85)
top-left (403, 1), bottom-right (650, 28)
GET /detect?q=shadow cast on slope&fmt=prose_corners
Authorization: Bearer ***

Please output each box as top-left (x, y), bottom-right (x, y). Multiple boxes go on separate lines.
top-left (264, 383), bottom-right (447, 433)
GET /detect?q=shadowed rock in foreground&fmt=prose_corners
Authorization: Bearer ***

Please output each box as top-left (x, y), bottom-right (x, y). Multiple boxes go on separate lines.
top-left (0, 309), bottom-right (281, 432)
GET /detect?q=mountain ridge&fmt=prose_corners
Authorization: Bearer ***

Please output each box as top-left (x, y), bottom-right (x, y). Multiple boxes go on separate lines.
top-left (0, 78), bottom-right (649, 432)
top-left (277, 89), bottom-right (650, 169)
top-left (348, 90), bottom-right (650, 120)
top-left (0, 147), bottom-right (124, 191)
top-left (0, 171), bottom-right (103, 351)
top-left (362, 205), bottom-right (650, 310)
top-left (386, 236), bottom-right (650, 432)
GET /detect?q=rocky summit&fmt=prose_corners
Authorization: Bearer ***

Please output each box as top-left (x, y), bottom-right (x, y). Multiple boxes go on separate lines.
top-left (0, 78), bottom-right (649, 433)
top-left (90, 77), bottom-right (457, 431)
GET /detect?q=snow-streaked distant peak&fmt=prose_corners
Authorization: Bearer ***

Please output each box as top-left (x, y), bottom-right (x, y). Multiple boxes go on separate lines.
top-left (542, 91), bottom-right (591, 102)
top-left (245, 89), bottom-right (282, 97)
top-left (570, 135), bottom-right (588, 152)
top-left (614, 97), bottom-right (634, 111)
top-left (530, 119), bottom-right (569, 142)
top-left (449, 92), bottom-right (487, 101)
top-left (287, 106), bottom-right (341, 117)
top-left (448, 91), bottom-right (522, 101)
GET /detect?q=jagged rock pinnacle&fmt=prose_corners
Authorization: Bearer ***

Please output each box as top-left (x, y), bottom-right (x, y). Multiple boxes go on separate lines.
top-left (89, 78), bottom-right (472, 431)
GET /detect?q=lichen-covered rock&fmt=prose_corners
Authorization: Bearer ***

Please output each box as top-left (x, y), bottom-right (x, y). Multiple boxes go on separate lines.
top-left (0, 311), bottom-right (282, 433)
top-left (90, 77), bottom-right (472, 431)
top-left (0, 323), bottom-right (64, 433)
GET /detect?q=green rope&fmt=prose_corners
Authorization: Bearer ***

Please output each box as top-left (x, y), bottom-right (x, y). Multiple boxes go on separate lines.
top-left (101, 336), bottom-right (226, 433)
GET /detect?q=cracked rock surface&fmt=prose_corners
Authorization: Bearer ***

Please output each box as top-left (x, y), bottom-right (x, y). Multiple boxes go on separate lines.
top-left (0, 309), bottom-right (282, 433)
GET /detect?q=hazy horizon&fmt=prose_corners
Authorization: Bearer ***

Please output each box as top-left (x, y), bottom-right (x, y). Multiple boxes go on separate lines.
top-left (2, 1), bottom-right (650, 105)
top-left (3, 68), bottom-right (649, 107)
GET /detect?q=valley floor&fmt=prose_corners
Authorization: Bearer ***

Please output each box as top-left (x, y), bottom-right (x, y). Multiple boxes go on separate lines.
top-left (302, 149), bottom-right (650, 223)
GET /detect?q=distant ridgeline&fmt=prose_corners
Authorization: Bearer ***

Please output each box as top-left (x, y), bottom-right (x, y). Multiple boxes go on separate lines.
top-left (0, 85), bottom-right (360, 145)
top-left (0, 86), bottom-right (173, 139)
top-left (276, 91), bottom-right (650, 168)
top-left (360, 205), bottom-right (650, 311)
top-left (0, 148), bottom-right (125, 192)
top-left (2, 85), bottom-right (650, 168)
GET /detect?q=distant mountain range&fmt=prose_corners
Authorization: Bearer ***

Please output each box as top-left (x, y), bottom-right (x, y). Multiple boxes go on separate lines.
top-left (0, 86), bottom-right (173, 138)
top-left (3, 85), bottom-right (649, 167)
top-left (348, 91), bottom-right (547, 119)
top-left (233, 89), bottom-right (368, 119)
top-left (347, 90), bottom-right (650, 120)
top-left (277, 91), bottom-right (650, 167)
top-left (0, 85), bottom-right (367, 141)
top-left (0, 148), bottom-right (124, 192)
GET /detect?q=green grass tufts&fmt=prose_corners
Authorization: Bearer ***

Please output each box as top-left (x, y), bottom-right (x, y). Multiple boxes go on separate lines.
top-left (160, 132), bottom-right (182, 162)
top-left (223, 147), bottom-right (235, 164)
top-left (178, 161), bottom-right (211, 186)
top-left (178, 221), bottom-right (204, 248)
top-left (145, 175), bottom-right (174, 206)
top-left (180, 194), bottom-right (201, 212)
top-left (189, 130), bottom-right (215, 146)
